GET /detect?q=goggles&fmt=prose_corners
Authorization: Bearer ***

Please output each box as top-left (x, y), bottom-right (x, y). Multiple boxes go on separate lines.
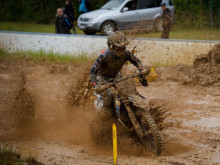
top-left (113, 45), bottom-right (125, 51)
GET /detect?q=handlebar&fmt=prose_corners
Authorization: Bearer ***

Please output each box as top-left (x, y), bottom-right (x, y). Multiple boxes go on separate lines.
top-left (95, 69), bottom-right (151, 94)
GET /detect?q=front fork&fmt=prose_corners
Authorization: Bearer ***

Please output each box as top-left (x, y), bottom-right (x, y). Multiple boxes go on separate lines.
top-left (123, 102), bottom-right (146, 145)
top-left (114, 97), bottom-right (125, 126)
top-left (114, 97), bottom-right (144, 141)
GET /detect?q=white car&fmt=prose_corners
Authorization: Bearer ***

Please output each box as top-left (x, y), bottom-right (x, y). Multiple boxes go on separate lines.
top-left (77, 0), bottom-right (174, 35)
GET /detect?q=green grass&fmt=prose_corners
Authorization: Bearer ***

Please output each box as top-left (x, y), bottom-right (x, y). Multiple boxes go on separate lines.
top-left (0, 22), bottom-right (219, 40)
top-left (0, 49), bottom-right (8, 58)
top-left (0, 145), bottom-right (43, 165)
top-left (0, 145), bottom-right (22, 165)
top-left (26, 50), bottom-right (90, 64)
top-left (0, 49), bottom-right (92, 64)
top-left (0, 21), bottom-right (84, 34)
top-left (132, 28), bottom-right (220, 41)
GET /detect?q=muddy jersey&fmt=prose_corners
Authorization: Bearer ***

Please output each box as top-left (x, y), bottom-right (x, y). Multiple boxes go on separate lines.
top-left (90, 48), bottom-right (143, 84)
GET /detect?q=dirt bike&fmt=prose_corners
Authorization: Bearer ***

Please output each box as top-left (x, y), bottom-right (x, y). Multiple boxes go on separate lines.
top-left (95, 69), bottom-right (162, 156)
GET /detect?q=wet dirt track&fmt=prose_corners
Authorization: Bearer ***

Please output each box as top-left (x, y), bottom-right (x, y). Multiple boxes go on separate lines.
top-left (0, 57), bottom-right (219, 165)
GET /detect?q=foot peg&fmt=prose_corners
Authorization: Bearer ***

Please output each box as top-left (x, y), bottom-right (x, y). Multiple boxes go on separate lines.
top-left (118, 119), bottom-right (126, 126)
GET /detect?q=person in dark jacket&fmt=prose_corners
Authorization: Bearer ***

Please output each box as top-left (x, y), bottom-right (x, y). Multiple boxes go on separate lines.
top-left (90, 31), bottom-right (147, 115)
top-left (55, 8), bottom-right (71, 34)
top-left (160, 3), bottom-right (172, 39)
top-left (63, 0), bottom-right (77, 34)
top-left (79, 0), bottom-right (90, 15)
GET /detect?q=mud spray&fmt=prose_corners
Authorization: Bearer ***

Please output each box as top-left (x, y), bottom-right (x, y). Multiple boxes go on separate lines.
top-left (0, 59), bottom-right (96, 144)
top-left (0, 44), bottom-right (219, 164)
top-left (67, 59), bottom-right (171, 156)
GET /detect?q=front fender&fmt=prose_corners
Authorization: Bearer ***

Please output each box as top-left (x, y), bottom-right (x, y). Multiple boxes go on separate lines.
top-left (128, 95), bottom-right (149, 109)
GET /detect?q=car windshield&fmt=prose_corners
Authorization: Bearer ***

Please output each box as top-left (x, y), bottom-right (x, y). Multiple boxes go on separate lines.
top-left (101, 0), bottom-right (125, 10)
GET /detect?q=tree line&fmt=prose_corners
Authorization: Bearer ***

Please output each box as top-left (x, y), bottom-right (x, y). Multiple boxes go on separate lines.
top-left (174, 0), bottom-right (220, 28)
top-left (0, 0), bottom-right (219, 28)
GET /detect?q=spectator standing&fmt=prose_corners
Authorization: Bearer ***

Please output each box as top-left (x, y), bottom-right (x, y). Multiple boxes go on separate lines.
top-left (160, 3), bottom-right (172, 39)
top-left (79, 0), bottom-right (90, 15)
top-left (63, 0), bottom-right (77, 34)
top-left (55, 8), bottom-right (71, 34)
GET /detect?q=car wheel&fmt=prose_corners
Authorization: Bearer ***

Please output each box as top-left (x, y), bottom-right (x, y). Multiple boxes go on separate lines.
top-left (154, 19), bottom-right (163, 32)
top-left (83, 30), bottom-right (96, 35)
top-left (101, 21), bottom-right (116, 36)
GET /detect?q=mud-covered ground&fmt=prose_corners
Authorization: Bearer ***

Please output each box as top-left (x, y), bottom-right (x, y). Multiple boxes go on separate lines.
top-left (0, 56), bottom-right (219, 165)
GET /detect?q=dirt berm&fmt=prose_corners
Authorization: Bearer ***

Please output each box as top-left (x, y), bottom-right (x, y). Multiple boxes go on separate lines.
top-left (159, 44), bottom-right (220, 87)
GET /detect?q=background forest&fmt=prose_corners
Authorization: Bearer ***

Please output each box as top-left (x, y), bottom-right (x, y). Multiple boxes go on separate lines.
top-left (0, 0), bottom-right (219, 29)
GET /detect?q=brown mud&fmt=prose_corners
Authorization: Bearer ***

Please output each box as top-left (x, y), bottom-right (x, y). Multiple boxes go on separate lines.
top-left (0, 51), bottom-right (220, 164)
top-left (159, 44), bottom-right (220, 87)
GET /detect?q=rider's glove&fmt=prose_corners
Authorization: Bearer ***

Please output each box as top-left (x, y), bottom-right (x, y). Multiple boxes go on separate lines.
top-left (138, 68), bottom-right (148, 87)
top-left (139, 75), bottom-right (148, 87)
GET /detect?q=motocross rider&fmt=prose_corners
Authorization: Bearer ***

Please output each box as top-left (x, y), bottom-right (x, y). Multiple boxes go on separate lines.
top-left (90, 31), bottom-right (147, 115)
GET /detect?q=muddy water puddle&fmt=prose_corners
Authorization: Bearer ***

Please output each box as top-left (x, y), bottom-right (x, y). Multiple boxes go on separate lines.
top-left (182, 117), bottom-right (220, 130)
top-left (185, 99), bottom-right (210, 105)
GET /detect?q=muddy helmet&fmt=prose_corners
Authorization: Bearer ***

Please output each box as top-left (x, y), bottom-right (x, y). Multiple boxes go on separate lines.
top-left (107, 31), bottom-right (129, 56)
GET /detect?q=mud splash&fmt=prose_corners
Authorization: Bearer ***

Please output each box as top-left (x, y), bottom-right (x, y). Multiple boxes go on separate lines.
top-left (13, 72), bottom-right (35, 126)
top-left (66, 59), bottom-right (171, 157)
top-left (68, 64), bottom-right (95, 106)
top-left (0, 54), bottom-right (220, 164)
top-left (90, 114), bottom-right (151, 156)
top-left (148, 99), bottom-right (171, 131)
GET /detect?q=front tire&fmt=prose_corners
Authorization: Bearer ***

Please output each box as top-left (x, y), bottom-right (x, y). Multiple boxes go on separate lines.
top-left (101, 21), bottom-right (116, 36)
top-left (137, 109), bottom-right (163, 155)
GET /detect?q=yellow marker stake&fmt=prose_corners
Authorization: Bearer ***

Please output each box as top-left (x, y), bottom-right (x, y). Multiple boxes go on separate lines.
top-left (112, 123), bottom-right (117, 165)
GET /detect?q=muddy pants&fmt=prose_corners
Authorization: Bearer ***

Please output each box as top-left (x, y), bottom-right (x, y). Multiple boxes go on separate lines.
top-left (161, 23), bottom-right (171, 39)
top-left (94, 76), bottom-right (114, 115)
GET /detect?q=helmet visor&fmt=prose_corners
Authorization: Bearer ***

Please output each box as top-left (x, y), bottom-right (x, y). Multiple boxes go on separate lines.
top-left (113, 45), bottom-right (125, 51)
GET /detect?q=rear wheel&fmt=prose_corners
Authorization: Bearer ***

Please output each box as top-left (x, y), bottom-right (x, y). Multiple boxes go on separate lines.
top-left (137, 109), bottom-right (162, 155)
top-left (101, 21), bottom-right (116, 36)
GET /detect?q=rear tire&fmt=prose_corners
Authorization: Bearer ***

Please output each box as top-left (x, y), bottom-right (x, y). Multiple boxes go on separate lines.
top-left (101, 21), bottom-right (116, 36)
top-left (137, 109), bottom-right (163, 155)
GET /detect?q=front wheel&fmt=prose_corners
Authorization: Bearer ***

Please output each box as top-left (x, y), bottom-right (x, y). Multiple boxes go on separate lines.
top-left (101, 21), bottom-right (116, 36)
top-left (137, 109), bottom-right (163, 155)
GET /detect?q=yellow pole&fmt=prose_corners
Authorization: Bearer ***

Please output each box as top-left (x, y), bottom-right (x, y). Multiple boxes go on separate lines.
top-left (112, 123), bottom-right (117, 165)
